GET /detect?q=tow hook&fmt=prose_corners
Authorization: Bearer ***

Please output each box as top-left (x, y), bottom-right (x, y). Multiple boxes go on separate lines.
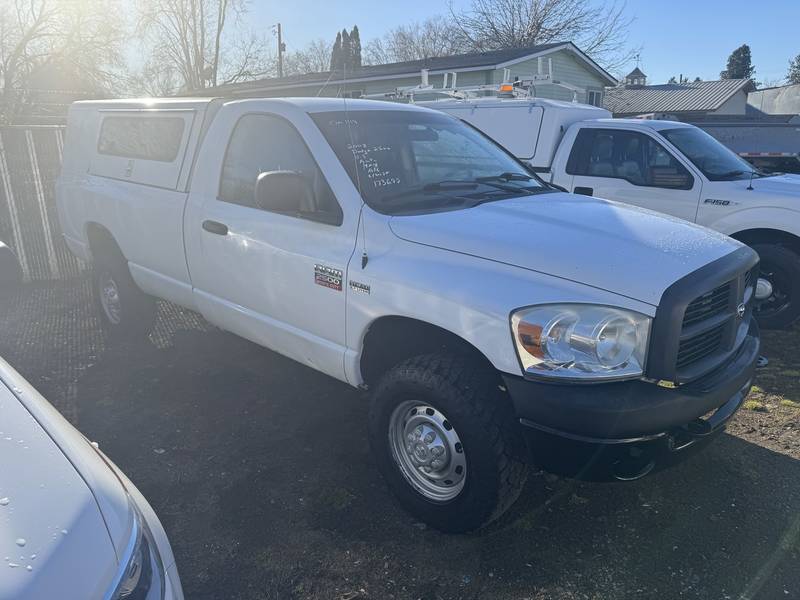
top-left (612, 417), bottom-right (716, 481)
top-left (611, 446), bottom-right (656, 481)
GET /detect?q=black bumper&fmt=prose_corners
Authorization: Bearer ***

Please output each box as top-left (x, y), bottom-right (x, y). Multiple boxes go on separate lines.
top-left (503, 322), bottom-right (760, 445)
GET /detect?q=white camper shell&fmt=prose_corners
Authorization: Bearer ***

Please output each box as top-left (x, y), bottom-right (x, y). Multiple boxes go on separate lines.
top-left (416, 97), bottom-right (610, 170)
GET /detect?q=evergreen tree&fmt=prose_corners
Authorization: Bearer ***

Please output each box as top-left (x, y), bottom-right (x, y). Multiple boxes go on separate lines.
top-left (340, 29), bottom-right (351, 72)
top-left (720, 44), bottom-right (755, 79)
top-left (788, 54), bottom-right (800, 85)
top-left (329, 26), bottom-right (363, 72)
top-left (350, 25), bottom-right (362, 69)
top-left (329, 31), bottom-right (342, 71)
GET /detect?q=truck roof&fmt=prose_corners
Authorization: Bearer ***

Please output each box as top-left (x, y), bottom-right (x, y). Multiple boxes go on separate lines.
top-left (72, 96), bottom-right (429, 114)
top-left (586, 117), bottom-right (695, 131)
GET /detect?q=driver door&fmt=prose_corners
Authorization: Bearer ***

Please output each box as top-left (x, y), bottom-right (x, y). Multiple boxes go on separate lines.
top-left (185, 112), bottom-right (357, 381)
top-left (568, 127), bottom-right (703, 223)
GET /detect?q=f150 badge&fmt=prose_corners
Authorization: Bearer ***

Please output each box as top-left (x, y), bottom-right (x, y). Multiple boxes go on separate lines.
top-left (704, 198), bottom-right (737, 206)
top-left (314, 264), bottom-right (343, 291)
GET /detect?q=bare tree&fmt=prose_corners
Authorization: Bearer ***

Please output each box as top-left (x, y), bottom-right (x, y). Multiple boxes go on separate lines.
top-left (449, 0), bottom-right (636, 72)
top-left (284, 38), bottom-right (333, 76)
top-left (134, 0), bottom-right (271, 94)
top-left (0, 0), bottom-right (125, 122)
top-left (363, 16), bottom-right (467, 64)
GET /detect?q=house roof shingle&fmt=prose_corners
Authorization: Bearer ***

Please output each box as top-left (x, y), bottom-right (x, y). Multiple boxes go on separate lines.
top-left (604, 79), bottom-right (755, 116)
top-left (213, 41), bottom-right (616, 95)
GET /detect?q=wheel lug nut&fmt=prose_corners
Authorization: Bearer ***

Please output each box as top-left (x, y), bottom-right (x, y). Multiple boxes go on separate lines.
top-left (432, 446), bottom-right (444, 456)
top-left (424, 433), bottom-right (435, 444)
top-left (431, 459), bottom-right (443, 470)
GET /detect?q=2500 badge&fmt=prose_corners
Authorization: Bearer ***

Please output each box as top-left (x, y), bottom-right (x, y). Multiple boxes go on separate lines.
top-left (314, 264), bottom-right (343, 291)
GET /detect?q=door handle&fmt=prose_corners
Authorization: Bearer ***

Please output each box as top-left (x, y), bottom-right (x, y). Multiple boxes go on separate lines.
top-left (202, 220), bottom-right (229, 236)
top-left (573, 186), bottom-right (594, 196)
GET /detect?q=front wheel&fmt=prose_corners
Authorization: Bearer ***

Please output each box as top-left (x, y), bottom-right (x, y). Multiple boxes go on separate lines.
top-left (368, 354), bottom-right (528, 533)
top-left (751, 244), bottom-right (800, 330)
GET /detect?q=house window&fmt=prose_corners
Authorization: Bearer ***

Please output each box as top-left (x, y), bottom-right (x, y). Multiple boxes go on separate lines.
top-left (586, 90), bottom-right (603, 107)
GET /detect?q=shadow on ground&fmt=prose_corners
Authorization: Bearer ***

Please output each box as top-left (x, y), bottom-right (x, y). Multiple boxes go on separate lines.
top-left (1, 280), bottom-right (799, 599)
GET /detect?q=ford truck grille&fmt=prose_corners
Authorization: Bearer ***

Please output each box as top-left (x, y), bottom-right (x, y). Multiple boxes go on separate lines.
top-left (646, 249), bottom-right (759, 385)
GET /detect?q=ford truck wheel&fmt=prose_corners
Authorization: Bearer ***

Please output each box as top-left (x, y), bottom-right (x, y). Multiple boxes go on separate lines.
top-left (751, 244), bottom-right (800, 330)
top-left (368, 354), bottom-right (528, 533)
top-left (93, 255), bottom-right (156, 339)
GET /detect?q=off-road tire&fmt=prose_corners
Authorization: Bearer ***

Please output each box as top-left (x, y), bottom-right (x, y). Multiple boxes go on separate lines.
top-left (368, 354), bottom-right (528, 533)
top-left (751, 243), bottom-right (800, 330)
top-left (92, 252), bottom-right (157, 340)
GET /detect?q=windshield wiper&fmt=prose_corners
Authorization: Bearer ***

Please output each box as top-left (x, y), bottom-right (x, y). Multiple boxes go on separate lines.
top-left (715, 169), bottom-right (747, 180)
top-left (476, 172), bottom-right (534, 183)
top-left (380, 181), bottom-right (478, 203)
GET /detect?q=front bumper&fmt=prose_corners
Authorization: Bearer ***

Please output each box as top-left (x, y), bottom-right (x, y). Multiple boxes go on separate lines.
top-left (502, 321), bottom-right (760, 446)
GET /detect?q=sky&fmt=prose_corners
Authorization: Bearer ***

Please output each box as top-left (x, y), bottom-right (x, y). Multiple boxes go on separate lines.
top-left (251, 0), bottom-right (800, 85)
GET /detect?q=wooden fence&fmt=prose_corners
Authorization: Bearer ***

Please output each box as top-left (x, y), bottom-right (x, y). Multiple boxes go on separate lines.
top-left (0, 126), bottom-right (85, 282)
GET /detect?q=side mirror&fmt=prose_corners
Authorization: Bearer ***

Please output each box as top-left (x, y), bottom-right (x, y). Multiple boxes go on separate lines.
top-left (0, 241), bottom-right (22, 291)
top-left (255, 170), bottom-right (315, 214)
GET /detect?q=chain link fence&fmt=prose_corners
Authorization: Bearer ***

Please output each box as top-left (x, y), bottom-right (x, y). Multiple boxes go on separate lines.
top-left (0, 125), bottom-right (86, 282)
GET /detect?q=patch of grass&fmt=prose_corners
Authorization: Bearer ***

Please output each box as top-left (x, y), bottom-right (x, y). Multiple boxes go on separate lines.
top-left (743, 399), bottom-right (768, 412)
top-left (780, 398), bottom-right (800, 409)
top-left (750, 385), bottom-right (764, 395)
top-left (781, 369), bottom-right (800, 378)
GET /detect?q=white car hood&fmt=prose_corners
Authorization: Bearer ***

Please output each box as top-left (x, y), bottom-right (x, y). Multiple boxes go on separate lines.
top-left (389, 192), bottom-right (742, 306)
top-left (748, 173), bottom-right (800, 198)
top-left (0, 380), bottom-right (118, 600)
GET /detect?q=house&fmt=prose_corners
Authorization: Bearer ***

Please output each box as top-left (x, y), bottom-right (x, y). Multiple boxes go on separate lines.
top-left (604, 69), bottom-right (755, 118)
top-left (208, 42), bottom-right (617, 106)
top-left (747, 83), bottom-right (800, 115)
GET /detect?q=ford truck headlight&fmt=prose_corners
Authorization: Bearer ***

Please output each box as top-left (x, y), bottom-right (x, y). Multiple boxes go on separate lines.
top-left (511, 304), bottom-right (651, 381)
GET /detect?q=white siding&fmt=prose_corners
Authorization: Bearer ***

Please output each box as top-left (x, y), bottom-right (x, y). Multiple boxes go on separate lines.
top-left (495, 50), bottom-right (610, 104)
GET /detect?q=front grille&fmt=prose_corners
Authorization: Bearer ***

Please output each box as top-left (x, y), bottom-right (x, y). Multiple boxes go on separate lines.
top-left (646, 247), bottom-right (758, 385)
top-left (682, 282), bottom-right (731, 327)
top-left (676, 322), bottom-right (726, 370)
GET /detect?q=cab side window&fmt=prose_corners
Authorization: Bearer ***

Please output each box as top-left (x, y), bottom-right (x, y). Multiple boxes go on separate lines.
top-left (219, 114), bottom-right (343, 225)
top-left (567, 128), bottom-right (693, 190)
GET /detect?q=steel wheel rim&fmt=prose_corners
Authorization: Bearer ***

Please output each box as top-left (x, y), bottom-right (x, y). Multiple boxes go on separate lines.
top-left (388, 401), bottom-right (466, 503)
top-left (99, 274), bottom-right (122, 325)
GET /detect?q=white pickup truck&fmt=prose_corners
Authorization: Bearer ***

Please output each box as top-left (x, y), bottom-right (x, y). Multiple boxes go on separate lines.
top-left (57, 97), bottom-right (760, 532)
top-left (424, 97), bottom-right (800, 329)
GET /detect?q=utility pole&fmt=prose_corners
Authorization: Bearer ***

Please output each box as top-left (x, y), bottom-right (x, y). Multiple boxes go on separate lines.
top-left (275, 23), bottom-right (286, 78)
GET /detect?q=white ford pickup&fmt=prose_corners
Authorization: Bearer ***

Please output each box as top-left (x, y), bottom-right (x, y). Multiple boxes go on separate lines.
top-left (57, 97), bottom-right (760, 532)
top-left (424, 97), bottom-right (800, 329)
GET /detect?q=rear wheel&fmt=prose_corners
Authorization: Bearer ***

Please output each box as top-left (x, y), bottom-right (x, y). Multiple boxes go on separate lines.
top-left (368, 354), bottom-right (528, 533)
top-left (93, 253), bottom-right (156, 340)
top-left (751, 244), bottom-right (800, 330)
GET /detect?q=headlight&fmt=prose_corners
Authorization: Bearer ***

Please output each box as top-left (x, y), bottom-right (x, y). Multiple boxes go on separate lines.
top-left (107, 501), bottom-right (165, 600)
top-left (511, 304), bottom-right (651, 381)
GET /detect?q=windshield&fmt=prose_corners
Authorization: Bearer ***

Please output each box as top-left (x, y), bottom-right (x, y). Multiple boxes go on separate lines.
top-left (660, 127), bottom-right (762, 181)
top-left (311, 109), bottom-right (550, 215)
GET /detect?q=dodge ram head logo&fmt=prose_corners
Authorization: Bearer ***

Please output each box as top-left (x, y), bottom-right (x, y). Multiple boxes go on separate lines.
top-left (737, 303), bottom-right (746, 318)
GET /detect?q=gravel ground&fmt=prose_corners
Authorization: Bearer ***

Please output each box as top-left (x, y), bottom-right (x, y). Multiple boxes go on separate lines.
top-left (0, 278), bottom-right (798, 600)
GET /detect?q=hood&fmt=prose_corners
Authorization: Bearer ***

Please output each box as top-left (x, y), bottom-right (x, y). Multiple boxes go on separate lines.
top-left (0, 375), bottom-right (119, 599)
top-left (389, 193), bottom-right (742, 306)
top-left (748, 173), bottom-right (800, 198)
